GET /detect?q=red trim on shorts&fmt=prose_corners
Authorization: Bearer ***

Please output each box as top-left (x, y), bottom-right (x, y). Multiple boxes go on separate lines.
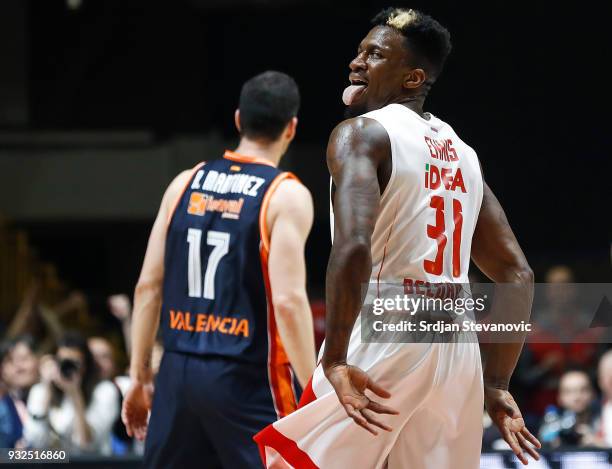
top-left (254, 424), bottom-right (319, 469)
top-left (298, 376), bottom-right (316, 408)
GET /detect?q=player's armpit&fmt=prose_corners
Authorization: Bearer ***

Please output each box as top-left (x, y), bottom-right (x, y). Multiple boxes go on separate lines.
top-left (129, 169), bottom-right (192, 383)
top-left (266, 179), bottom-right (316, 389)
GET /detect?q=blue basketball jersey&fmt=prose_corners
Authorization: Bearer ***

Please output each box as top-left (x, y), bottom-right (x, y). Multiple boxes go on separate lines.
top-left (156, 150), bottom-right (301, 421)
top-left (161, 151), bottom-right (297, 369)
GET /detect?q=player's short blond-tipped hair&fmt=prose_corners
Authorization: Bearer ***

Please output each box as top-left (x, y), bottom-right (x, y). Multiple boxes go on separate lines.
top-left (386, 8), bottom-right (419, 29)
top-left (371, 7), bottom-right (452, 82)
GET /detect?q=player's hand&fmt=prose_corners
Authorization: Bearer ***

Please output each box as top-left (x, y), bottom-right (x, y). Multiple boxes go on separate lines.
top-left (484, 385), bottom-right (541, 465)
top-left (324, 364), bottom-right (398, 435)
top-left (122, 381), bottom-right (154, 441)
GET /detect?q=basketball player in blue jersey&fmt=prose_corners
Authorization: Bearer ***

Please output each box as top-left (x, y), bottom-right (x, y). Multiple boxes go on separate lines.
top-left (121, 71), bottom-right (317, 468)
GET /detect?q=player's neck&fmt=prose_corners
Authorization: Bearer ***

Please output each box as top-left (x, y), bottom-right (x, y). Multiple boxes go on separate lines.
top-left (233, 138), bottom-right (285, 167)
top-left (395, 95), bottom-right (426, 118)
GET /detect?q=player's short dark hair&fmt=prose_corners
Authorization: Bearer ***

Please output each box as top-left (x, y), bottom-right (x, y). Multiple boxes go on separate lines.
top-left (238, 71), bottom-right (300, 142)
top-left (372, 8), bottom-right (452, 82)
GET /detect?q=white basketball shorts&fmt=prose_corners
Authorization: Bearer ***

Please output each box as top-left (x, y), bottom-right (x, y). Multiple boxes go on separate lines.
top-left (255, 320), bottom-right (484, 469)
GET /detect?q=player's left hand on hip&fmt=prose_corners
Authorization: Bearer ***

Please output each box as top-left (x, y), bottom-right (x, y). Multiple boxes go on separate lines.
top-left (484, 385), bottom-right (541, 465)
top-left (324, 364), bottom-right (399, 436)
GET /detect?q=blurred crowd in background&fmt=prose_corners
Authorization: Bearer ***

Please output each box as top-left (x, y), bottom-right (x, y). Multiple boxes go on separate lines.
top-left (0, 281), bottom-right (163, 455)
top-left (1, 262), bottom-right (611, 456)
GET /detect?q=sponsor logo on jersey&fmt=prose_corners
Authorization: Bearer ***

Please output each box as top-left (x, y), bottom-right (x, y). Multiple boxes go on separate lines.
top-left (424, 137), bottom-right (458, 162)
top-left (169, 309), bottom-right (249, 337)
top-left (424, 163), bottom-right (467, 193)
top-left (190, 169), bottom-right (265, 197)
top-left (187, 192), bottom-right (244, 219)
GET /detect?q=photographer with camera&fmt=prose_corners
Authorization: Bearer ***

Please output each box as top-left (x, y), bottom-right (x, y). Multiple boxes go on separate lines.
top-left (538, 370), bottom-right (601, 448)
top-left (23, 332), bottom-right (119, 454)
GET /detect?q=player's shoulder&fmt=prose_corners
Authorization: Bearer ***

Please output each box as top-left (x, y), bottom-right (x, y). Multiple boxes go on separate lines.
top-left (267, 177), bottom-right (313, 229)
top-left (162, 162), bottom-right (204, 210)
top-left (328, 116), bottom-right (390, 163)
top-left (330, 116), bottom-right (388, 143)
top-left (270, 177), bottom-right (312, 208)
top-left (169, 162), bottom-right (204, 191)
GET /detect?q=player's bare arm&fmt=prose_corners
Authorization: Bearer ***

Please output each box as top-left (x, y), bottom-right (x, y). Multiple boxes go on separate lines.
top-left (471, 181), bottom-right (542, 464)
top-left (266, 179), bottom-right (317, 388)
top-left (121, 169), bottom-right (191, 441)
top-left (322, 117), bottom-right (399, 436)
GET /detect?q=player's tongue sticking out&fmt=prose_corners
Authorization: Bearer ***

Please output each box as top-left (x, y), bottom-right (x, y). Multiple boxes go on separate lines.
top-left (342, 84), bottom-right (366, 106)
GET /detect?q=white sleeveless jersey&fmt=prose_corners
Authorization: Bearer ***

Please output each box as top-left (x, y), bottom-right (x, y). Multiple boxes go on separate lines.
top-left (331, 103), bottom-right (483, 284)
top-left (259, 105), bottom-right (486, 469)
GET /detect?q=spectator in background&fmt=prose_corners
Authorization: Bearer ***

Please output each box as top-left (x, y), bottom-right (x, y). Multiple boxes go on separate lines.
top-left (598, 350), bottom-right (612, 446)
top-left (1, 335), bottom-right (39, 403)
top-left (88, 337), bottom-right (117, 381)
top-left (88, 335), bottom-right (135, 455)
top-left (107, 294), bottom-right (132, 356)
top-left (0, 345), bottom-right (24, 448)
top-left (538, 370), bottom-right (601, 448)
top-left (6, 275), bottom-right (93, 355)
top-left (24, 332), bottom-right (119, 455)
top-left (518, 265), bottom-right (602, 417)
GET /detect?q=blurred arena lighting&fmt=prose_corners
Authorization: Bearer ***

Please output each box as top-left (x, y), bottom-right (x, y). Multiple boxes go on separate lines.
top-left (66, 0), bottom-right (82, 10)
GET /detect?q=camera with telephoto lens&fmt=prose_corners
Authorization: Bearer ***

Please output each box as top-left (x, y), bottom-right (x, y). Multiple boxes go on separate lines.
top-left (58, 358), bottom-right (80, 379)
top-left (557, 411), bottom-right (581, 446)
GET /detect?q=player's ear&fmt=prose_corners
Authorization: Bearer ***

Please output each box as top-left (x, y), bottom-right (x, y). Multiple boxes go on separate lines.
top-left (285, 117), bottom-right (298, 141)
top-left (403, 68), bottom-right (426, 89)
top-left (234, 109), bottom-right (241, 132)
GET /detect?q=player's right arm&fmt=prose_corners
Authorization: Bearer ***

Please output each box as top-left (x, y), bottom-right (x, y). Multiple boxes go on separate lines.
top-left (266, 179), bottom-right (316, 389)
top-left (322, 118), bottom-right (399, 435)
top-left (471, 181), bottom-right (541, 464)
top-left (122, 169), bottom-right (192, 441)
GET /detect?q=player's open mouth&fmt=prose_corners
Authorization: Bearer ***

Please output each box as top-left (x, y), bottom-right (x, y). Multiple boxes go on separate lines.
top-left (342, 80), bottom-right (368, 105)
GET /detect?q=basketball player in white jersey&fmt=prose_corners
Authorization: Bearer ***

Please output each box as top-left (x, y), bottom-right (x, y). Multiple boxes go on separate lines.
top-left (255, 8), bottom-right (541, 468)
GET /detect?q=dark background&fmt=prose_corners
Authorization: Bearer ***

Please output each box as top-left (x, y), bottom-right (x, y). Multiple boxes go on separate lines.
top-left (2, 0), bottom-right (611, 313)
